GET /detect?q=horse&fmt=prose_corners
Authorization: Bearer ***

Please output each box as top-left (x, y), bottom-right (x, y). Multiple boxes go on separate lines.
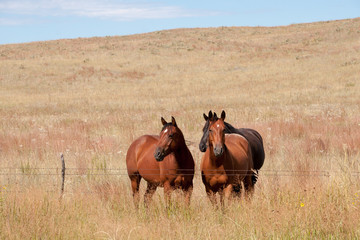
top-left (200, 110), bottom-right (254, 207)
top-left (199, 110), bottom-right (265, 185)
top-left (126, 116), bottom-right (195, 208)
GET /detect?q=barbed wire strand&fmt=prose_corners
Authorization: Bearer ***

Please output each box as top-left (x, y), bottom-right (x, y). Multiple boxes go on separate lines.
top-left (0, 172), bottom-right (359, 177)
top-left (0, 167), bottom-right (359, 172)
top-left (1, 168), bottom-right (360, 175)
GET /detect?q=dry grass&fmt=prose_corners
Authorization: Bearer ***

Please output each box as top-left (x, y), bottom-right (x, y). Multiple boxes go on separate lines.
top-left (0, 18), bottom-right (360, 239)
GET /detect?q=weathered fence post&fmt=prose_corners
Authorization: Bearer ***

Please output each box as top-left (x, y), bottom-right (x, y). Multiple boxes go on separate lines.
top-left (60, 153), bottom-right (66, 196)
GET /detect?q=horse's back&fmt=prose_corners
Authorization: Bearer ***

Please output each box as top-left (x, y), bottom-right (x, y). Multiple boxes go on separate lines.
top-left (237, 128), bottom-right (265, 170)
top-left (226, 134), bottom-right (250, 152)
top-left (225, 134), bottom-right (253, 170)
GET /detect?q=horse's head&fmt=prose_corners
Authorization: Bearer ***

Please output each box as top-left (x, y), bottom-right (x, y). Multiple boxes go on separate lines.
top-left (199, 110), bottom-right (213, 152)
top-left (154, 116), bottom-right (184, 162)
top-left (208, 110), bottom-right (226, 157)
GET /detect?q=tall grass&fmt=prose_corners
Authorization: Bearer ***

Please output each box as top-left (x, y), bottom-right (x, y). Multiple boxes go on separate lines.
top-left (0, 18), bottom-right (360, 238)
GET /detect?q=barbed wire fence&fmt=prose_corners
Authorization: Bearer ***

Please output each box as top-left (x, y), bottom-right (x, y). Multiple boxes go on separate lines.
top-left (0, 154), bottom-right (359, 195)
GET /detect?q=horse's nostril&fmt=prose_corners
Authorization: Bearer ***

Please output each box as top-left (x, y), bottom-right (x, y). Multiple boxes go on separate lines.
top-left (154, 148), bottom-right (164, 161)
top-left (154, 150), bottom-right (159, 157)
top-left (214, 146), bottom-right (223, 157)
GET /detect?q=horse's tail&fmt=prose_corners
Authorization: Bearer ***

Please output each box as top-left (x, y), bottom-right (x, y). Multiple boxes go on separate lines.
top-left (251, 169), bottom-right (259, 185)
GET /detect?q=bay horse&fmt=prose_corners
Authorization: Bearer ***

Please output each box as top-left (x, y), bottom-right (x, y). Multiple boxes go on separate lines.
top-left (199, 110), bottom-right (265, 186)
top-left (200, 110), bottom-right (254, 207)
top-left (126, 117), bottom-right (194, 208)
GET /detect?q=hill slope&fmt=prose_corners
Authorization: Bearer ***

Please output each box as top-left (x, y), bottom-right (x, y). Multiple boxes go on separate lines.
top-left (0, 18), bottom-right (359, 239)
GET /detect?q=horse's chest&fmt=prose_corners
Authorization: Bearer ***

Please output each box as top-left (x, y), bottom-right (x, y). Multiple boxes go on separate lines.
top-left (208, 174), bottom-right (228, 188)
top-left (161, 171), bottom-right (184, 184)
top-left (159, 174), bottom-right (188, 189)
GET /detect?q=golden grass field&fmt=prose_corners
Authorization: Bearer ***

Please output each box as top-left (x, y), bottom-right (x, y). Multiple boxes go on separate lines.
top-left (0, 17), bottom-right (360, 239)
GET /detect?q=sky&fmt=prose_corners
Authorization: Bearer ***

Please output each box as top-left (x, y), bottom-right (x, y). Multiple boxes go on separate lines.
top-left (0, 0), bottom-right (359, 45)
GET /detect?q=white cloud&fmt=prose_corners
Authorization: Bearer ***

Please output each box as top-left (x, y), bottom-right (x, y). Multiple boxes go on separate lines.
top-left (0, 18), bottom-right (29, 25)
top-left (0, 0), bottom-right (216, 23)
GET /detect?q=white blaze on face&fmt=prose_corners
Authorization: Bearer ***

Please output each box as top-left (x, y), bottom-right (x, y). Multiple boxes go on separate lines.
top-left (164, 129), bottom-right (168, 133)
top-left (216, 124), bottom-right (220, 128)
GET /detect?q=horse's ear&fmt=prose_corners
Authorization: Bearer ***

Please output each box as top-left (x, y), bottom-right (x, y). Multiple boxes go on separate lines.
top-left (171, 116), bottom-right (177, 127)
top-left (213, 112), bottom-right (218, 120)
top-left (221, 110), bottom-right (226, 120)
top-left (203, 113), bottom-right (208, 121)
top-left (208, 111), bottom-right (213, 121)
top-left (161, 117), bottom-right (167, 126)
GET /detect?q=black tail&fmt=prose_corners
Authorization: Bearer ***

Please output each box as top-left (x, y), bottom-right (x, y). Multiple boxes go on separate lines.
top-left (251, 169), bottom-right (259, 186)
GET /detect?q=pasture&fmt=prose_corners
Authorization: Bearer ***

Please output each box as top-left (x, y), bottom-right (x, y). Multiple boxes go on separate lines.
top-left (0, 18), bottom-right (360, 239)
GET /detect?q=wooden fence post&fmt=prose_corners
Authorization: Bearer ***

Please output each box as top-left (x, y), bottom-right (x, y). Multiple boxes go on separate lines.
top-left (60, 153), bottom-right (66, 196)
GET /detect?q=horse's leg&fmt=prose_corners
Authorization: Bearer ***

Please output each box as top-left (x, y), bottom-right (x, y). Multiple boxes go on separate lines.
top-left (163, 181), bottom-right (173, 208)
top-left (219, 188), bottom-right (224, 208)
top-left (223, 184), bottom-right (233, 207)
top-left (219, 184), bottom-right (233, 209)
top-left (183, 183), bottom-right (193, 206)
top-left (130, 174), bottom-right (141, 209)
top-left (205, 186), bottom-right (217, 206)
top-left (144, 183), bottom-right (157, 208)
top-left (233, 183), bottom-right (242, 198)
top-left (244, 174), bottom-right (254, 200)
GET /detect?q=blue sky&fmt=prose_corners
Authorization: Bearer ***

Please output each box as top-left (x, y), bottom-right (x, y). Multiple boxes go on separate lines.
top-left (0, 0), bottom-right (359, 45)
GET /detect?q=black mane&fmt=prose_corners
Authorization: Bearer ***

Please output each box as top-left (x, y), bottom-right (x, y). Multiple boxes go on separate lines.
top-left (224, 121), bottom-right (238, 134)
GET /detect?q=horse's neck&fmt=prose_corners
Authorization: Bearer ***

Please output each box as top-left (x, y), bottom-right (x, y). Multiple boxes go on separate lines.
top-left (208, 145), bottom-right (227, 168)
top-left (173, 142), bottom-right (192, 166)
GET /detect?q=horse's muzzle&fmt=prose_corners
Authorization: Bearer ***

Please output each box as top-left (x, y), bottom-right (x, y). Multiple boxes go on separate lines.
top-left (213, 145), bottom-right (224, 157)
top-left (154, 147), bottom-right (165, 161)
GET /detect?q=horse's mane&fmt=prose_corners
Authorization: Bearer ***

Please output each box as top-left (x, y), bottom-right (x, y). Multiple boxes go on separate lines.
top-left (224, 121), bottom-right (238, 134)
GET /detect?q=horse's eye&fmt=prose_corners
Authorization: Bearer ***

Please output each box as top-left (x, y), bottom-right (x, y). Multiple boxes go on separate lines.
top-left (169, 134), bottom-right (174, 138)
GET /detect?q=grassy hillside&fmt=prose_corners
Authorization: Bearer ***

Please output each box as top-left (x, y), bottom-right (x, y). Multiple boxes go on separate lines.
top-left (0, 18), bottom-right (360, 239)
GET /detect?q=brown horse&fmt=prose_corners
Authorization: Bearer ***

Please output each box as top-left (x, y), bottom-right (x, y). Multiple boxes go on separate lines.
top-left (201, 110), bottom-right (254, 207)
top-left (126, 117), bottom-right (194, 208)
top-left (199, 110), bottom-right (265, 186)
